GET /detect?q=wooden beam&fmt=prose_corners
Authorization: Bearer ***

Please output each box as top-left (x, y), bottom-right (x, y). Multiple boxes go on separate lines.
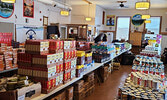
top-left (82, 0), bottom-right (92, 4)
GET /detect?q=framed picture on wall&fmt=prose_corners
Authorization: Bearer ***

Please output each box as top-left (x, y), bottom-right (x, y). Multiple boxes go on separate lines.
top-left (23, 0), bottom-right (34, 18)
top-left (106, 15), bottom-right (115, 26)
top-left (0, 1), bottom-right (14, 18)
top-left (43, 16), bottom-right (48, 26)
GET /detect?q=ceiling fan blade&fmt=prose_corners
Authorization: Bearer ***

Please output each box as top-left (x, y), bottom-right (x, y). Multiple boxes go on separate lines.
top-left (124, 6), bottom-right (129, 8)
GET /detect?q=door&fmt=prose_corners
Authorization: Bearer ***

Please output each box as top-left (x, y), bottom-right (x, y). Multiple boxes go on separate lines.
top-left (116, 17), bottom-right (131, 41)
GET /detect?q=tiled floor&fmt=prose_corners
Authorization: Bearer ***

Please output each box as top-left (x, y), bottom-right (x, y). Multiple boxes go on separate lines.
top-left (85, 65), bottom-right (132, 100)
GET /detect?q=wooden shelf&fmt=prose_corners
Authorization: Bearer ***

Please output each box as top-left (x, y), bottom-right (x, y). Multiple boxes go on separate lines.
top-left (0, 68), bottom-right (18, 74)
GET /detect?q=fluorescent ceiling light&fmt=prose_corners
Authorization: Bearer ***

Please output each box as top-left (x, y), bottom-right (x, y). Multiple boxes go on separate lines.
top-left (1, 0), bottom-right (15, 3)
top-left (60, 10), bottom-right (69, 16)
top-left (145, 20), bottom-right (151, 23)
top-left (136, 2), bottom-right (150, 10)
top-left (85, 17), bottom-right (92, 21)
top-left (142, 15), bottom-right (150, 19)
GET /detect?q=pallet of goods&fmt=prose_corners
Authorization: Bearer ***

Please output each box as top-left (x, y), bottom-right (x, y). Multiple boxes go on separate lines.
top-left (0, 43), bottom-right (18, 71)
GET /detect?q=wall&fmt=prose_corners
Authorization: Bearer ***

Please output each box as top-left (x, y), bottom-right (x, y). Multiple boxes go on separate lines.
top-left (0, 1), bottom-right (71, 26)
top-left (95, 5), bottom-right (109, 31)
top-left (106, 8), bottom-right (167, 33)
top-left (71, 4), bottom-right (96, 25)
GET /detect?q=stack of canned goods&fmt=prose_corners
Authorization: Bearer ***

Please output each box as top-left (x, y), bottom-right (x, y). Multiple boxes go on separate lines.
top-left (132, 55), bottom-right (164, 77)
top-left (118, 77), bottom-right (166, 100)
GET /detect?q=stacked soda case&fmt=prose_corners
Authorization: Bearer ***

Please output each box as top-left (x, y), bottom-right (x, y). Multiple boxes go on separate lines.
top-left (63, 40), bottom-right (77, 84)
top-left (0, 43), bottom-right (18, 71)
top-left (48, 40), bottom-right (63, 54)
top-left (0, 33), bottom-right (12, 46)
top-left (18, 40), bottom-right (64, 93)
top-left (25, 40), bottom-right (49, 55)
top-left (76, 41), bottom-right (91, 51)
top-left (91, 42), bottom-right (115, 63)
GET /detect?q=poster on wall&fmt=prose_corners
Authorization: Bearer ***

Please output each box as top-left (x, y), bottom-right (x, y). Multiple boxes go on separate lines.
top-left (106, 15), bottom-right (115, 26)
top-left (0, 1), bottom-right (14, 18)
top-left (23, 0), bottom-right (34, 18)
top-left (16, 25), bottom-right (44, 43)
top-left (132, 14), bottom-right (144, 26)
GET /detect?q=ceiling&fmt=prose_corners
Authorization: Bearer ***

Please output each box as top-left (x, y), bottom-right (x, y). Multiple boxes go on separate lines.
top-left (55, 0), bottom-right (167, 9)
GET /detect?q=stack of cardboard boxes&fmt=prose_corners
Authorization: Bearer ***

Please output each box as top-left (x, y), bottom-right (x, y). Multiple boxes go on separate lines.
top-left (74, 72), bottom-right (95, 100)
top-left (51, 86), bottom-right (74, 100)
top-left (0, 43), bottom-right (18, 71)
top-left (74, 80), bottom-right (85, 100)
top-left (84, 72), bottom-right (95, 98)
top-left (63, 41), bottom-right (77, 84)
top-left (18, 40), bottom-right (77, 94)
top-left (99, 65), bottom-right (111, 83)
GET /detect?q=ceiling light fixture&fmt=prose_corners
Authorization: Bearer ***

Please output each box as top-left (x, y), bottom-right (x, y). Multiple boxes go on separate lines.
top-left (60, 10), bottom-right (69, 16)
top-left (60, 0), bottom-right (69, 16)
top-left (145, 20), bottom-right (151, 23)
top-left (85, 17), bottom-right (92, 21)
top-left (1, 0), bottom-right (15, 3)
top-left (135, 1), bottom-right (150, 10)
top-left (86, 3), bottom-right (92, 21)
top-left (142, 15), bottom-right (150, 19)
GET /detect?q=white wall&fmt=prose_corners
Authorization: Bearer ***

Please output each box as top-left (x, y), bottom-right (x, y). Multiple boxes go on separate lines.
top-left (0, 1), bottom-right (71, 26)
top-left (95, 5), bottom-right (109, 31)
top-left (106, 8), bottom-right (167, 33)
top-left (71, 4), bottom-right (96, 25)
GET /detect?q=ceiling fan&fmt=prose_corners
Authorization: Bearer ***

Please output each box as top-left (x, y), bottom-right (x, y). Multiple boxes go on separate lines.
top-left (115, 0), bottom-right (129, 8)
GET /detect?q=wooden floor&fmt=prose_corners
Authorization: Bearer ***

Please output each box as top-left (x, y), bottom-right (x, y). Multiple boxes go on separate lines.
top-left (85, 65), bottom-right (132, 100)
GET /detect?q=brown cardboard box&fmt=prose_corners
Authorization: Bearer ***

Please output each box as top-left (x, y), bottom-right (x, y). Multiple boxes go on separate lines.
top-left (74, 80), bottom-right (84, 91)
top-left (0, 83), bottom-right (41, 100)
top-left (74, 88), bottom-right (85, 100)
top-left (66, 86), bottom-right (74, 100)
top-left (17, 83), bottom-right (41, 100)
top-left (84, 72), bottom-right (94, 82)
top-left (0, 90), bottom-right (17, 100)
top-left (51, 91), bottom-right (66, 100)
top-left (59, 91), bottom-right (66, 100)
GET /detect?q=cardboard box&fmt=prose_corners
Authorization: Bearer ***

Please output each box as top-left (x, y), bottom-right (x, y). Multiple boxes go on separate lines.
top-left (66, 86), bottom-right (74, 100)
top-left (0, 83), bottom-right (41, 100)
top-left (17, 83), bottom-right (41, 100)
top-left (0, 90), bottom-right (17, 100)
top-left (74, 80), bottom-right (84, 91)
top-left (74, 88), bottom-right (85, 100)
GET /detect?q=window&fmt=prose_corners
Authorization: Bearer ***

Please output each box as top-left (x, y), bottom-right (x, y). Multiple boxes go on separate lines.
top-left (116, 17), bottom-right (130, 41)
top-left (145, 17), bottom-right (161, 34)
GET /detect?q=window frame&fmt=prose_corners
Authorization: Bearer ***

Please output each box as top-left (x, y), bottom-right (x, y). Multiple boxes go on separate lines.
top-left (144, 16), bottom-right (162, 34)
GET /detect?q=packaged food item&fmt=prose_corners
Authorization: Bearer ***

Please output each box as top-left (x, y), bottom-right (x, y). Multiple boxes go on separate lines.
top-left (25, 40), bottom-right (49, 55)
top-left (77, 51), bottom-right (85, 65)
